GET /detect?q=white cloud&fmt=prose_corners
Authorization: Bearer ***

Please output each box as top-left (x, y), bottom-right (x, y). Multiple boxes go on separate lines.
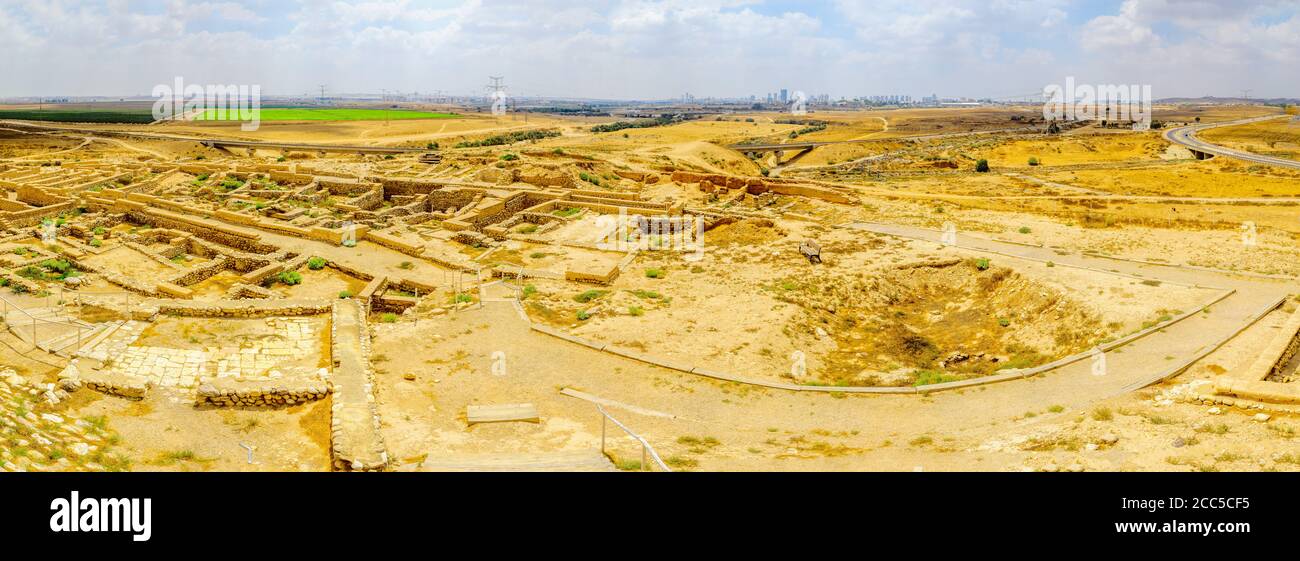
top-left (1081, 2), bottom-right (1157, 51)
top-left (0, 0), bottom-right (1297, 99)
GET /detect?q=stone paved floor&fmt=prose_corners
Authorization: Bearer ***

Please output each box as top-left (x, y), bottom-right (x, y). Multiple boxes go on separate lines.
top-left (79, 321), bottom-right (146, 362)
top-left (99, 317), bottom-right (322, 390)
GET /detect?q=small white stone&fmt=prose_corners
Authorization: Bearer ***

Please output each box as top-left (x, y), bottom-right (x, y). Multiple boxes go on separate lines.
top-left (1208, 407), bottom-right (1223, 415)
top-left (1253, 413), bottom-right (1271, 423)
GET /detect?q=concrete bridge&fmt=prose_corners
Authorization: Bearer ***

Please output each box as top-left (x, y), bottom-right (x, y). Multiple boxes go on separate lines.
top-left (730, 142), bottom-right (823, 166)
top-left (1163, 115), bottom-right (1300, 170)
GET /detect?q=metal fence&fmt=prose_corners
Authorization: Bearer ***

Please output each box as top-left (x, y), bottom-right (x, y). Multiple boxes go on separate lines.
top-left (597, 404), bottom-right (671, 472)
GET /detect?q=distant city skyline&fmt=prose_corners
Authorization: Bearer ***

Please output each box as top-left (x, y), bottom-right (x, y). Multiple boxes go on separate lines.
top-left (1, 0), bottom-right (1298, 100)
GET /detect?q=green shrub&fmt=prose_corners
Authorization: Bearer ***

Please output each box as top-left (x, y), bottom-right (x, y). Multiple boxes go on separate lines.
top-left (628, 305), bottom-right (644, 316)
top-left (644, 268), bottom-right (665, 279)
top-left (453, 129), bottom-right (561, 148)
top-left (1028, 157), bottom-right (1040, 166)
top-left (576, 309), bottom-right (591, 321)
top-left (307, 256), bottom-right (327, 270)
top-left (975, 258), bottom-right (990, 271)
top-left (338, 290), bottom-right (353, 299)
top-left (913, 370), bottom-right (955, 386)
top-left (975, 159), bottom-right (990, 172)
top-left (1018, 226), bottom-right (1031, 234)
top-left (380, 313), bottom-right (397, 323)
top-left (573, 290), bottom-right (608, 303)
top-left (500, 153), bottom-right (519, 161)
top-left (89, 238), bottom-right (102, 248)
top-left (398, 261), bottom-right (414, 270)
top-left (277, 271), bottom-right (302, 285)
top-left (552, 207), bottom-right (581, 218)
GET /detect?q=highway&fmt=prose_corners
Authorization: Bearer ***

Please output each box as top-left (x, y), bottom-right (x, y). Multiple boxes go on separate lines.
top-left (1163, 114), bottom-right (1300, 170)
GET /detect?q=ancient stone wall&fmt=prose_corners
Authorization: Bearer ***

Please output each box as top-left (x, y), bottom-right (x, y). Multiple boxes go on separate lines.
top-left (127, 209), bottom-right (279, 254)
top-left (154, 298), bottom-right (331, 318)
top-left (171, 255), bottom-right (232, 286)
top-left (80, 370), bottom-right (149, 399)
top-left (195, 377), bottom-right (330, 407)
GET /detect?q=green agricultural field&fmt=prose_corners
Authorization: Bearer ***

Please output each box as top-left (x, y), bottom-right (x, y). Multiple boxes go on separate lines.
top-left (196, 108), bottom-right (458, 122)
top-left (0, 110), bottom-right (156, 124)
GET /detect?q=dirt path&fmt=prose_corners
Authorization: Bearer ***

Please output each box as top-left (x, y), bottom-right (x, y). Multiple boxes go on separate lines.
top-left (371, 224), bottom-right (1293, 470)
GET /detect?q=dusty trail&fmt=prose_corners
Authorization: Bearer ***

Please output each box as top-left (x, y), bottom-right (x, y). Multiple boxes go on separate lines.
top-left (376, 224), bottom-right (1292, 470)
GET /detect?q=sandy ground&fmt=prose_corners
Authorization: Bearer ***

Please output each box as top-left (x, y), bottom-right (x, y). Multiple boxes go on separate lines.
top-left (2, 104), bottom-right (1298, 472)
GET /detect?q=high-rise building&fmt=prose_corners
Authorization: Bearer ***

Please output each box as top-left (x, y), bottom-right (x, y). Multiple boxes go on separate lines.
top-left (779, 89), bottom-right (788, 104)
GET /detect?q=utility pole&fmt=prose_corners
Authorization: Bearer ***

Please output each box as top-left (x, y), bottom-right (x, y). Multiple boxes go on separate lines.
top-left (1241, 90), bottom-right (1252, 104)
top-left (318, 85), bottom-right (327, 106)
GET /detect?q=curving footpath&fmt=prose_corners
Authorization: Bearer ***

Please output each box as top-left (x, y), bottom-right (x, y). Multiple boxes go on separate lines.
top-left (513, 223), bottom-right (1294, 400)
top-left (383, 233), bottom-right (1298, 470)
top-left (1164, 115), bottom-right (1300, 170)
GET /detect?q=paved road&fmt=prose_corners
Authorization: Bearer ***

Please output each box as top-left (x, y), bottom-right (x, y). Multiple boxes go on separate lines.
top-left (1164, 115), bottom-right (1300, 170)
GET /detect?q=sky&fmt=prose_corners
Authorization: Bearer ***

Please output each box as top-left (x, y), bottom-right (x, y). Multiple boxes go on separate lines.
top-left (0, 0), bottom-right (1297, 100)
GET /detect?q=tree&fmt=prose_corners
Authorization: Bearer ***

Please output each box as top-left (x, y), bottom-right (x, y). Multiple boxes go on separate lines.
top-left (975, 159), bottom-right (990, 173)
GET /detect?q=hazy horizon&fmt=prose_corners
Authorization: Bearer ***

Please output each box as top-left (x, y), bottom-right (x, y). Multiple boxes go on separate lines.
top-left (2, 0), bottom-right (1297, 100)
